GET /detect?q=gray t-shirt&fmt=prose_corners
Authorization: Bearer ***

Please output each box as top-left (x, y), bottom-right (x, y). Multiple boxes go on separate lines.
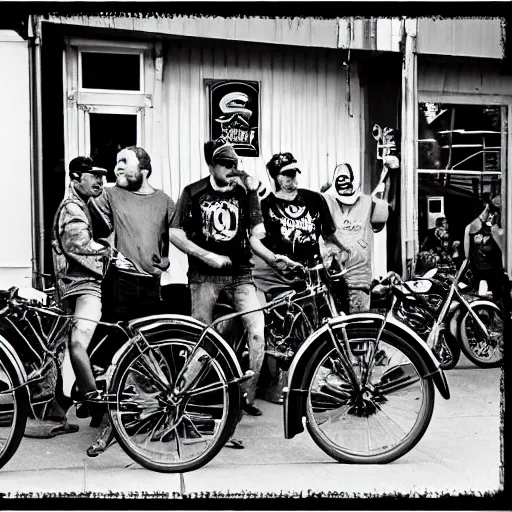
top-left (90, 186), bottom-right (175, 276)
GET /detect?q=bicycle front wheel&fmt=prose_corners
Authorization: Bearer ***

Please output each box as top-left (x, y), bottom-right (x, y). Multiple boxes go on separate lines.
top-left (305, 327), bottom-right (435, 464)
top-left (108, 337), bottom-right (239, 473)
top-left (0, 345), bottom-right (28, 470)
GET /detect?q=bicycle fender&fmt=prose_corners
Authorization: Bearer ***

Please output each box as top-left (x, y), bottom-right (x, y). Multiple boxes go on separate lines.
top-left (283, 313), bottom-right (450, 440)
top-left (110, 314), bottom-right (244, 382)
top-left (283, 314), bottom-right (385, 440)
top-left (0, 333), bottom-right (28, 390)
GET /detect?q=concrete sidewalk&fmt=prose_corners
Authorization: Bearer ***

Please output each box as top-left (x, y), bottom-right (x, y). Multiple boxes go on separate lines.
top-left (0, 355), bottom-right (502, 497)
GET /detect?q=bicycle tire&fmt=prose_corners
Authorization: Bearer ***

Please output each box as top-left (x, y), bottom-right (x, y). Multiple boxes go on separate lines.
top-left (305, 327), bottom-right (435, 464)
top-left (0, 344), bottom-right (29, 470)
top-left (108, 327), bottom-right (240, 473)
top-left (460, 304), bottom-right (503, 368)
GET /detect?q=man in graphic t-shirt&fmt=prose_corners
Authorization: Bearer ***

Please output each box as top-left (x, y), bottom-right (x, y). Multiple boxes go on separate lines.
top-left (252, 152), bottom-right (341, 297)
top-left (169, 137), bottom-right (270, 419)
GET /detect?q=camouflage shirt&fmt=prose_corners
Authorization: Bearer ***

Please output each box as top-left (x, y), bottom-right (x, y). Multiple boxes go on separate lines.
top-left (52, 184), bottom-right (112, 304)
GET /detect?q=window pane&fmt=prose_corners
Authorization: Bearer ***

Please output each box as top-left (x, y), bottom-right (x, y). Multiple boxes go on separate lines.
top-left (90, 113), bottom-right (137, 183)
top-left (81, 52), bottom-right (141, 91)
top-left (417, 103), bottom-right (503, 252)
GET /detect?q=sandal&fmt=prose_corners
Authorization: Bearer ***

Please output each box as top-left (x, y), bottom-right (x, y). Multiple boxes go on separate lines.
top-left (24, 419), bottom-right (79, 439)
top-left (86, 424), bottom-right (115, 457)
top-left (224, 437), bottom-right (244, 449)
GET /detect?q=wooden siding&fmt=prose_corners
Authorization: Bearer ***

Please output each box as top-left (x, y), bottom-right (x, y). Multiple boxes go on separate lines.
top-left (418, 58), bottom-right (512, 97)
top-left (45, 15), bottom-right (340, 49)
top-left (338, 18), bottom-right (402, 52)
top-left (417, 18), bottom-right (503, 60)
top-left (0, 32), bottom-right (33, 288)
top-left (159, 42), bottom-right (363, 201)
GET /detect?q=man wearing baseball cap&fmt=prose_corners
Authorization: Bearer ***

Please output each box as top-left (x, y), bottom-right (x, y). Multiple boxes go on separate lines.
top-left (51, 156), bottom-right (112, 425)
top-left (170, 137), bottom-right (267, 425)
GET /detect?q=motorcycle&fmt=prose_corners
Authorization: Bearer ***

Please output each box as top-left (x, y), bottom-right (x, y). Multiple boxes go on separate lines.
top-left (374, 267), bottom-right (460, 370)
top-left (378, 259), bottom-right (502, 370)
top-left (457, 270), bottom-right (507, 369)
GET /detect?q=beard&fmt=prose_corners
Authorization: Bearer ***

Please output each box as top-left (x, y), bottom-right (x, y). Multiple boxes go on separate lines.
top-left (117, 173), bottom-right (143, 191)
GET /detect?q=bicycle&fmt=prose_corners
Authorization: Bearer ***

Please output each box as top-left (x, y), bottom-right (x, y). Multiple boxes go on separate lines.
top-left (0, 261), bottom-right (450, 471)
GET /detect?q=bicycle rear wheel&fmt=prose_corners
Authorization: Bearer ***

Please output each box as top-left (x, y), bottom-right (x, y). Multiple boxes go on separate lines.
top-left (305, 327), bottom-right (435, 464)
top-left (108, 336), bottom-right (239, 473)
top-left (0, 345), bottom-right (28, 470)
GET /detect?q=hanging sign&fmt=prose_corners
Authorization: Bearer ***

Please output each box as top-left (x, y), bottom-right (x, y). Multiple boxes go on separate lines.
top-left (209, 80), bottom-right (260, 157)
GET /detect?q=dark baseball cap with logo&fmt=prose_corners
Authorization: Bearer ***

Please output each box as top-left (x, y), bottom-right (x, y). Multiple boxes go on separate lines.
top-left (69, 156), bottom-right (107, 178)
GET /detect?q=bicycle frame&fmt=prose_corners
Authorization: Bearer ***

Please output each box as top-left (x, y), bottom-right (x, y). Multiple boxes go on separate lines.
top-left (167, 264), bottom-right (346, 399)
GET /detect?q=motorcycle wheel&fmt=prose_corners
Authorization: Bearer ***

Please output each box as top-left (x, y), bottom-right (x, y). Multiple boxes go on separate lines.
top-left (0, 345), bottom-right (28, 470)
top-left (460, 304), bottom-right (504, 368)
top-left (108, 336), bottom-right (240, 473)
top-left (305, 327), bottom-right (435, 464)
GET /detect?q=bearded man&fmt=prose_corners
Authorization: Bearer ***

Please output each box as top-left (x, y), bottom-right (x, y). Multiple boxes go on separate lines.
top-left (86, 146), bottom-right (175, 456)
top-left (321, 160), bottom-right (394, 313)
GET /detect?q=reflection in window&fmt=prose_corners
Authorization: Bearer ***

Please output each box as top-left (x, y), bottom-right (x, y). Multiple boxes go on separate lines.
top-left (81, 52), bottom-right (141, 91)
top-left (90, 113), bottom-right (137, 183)
top-left (417, 103), bottom-right (503, 249)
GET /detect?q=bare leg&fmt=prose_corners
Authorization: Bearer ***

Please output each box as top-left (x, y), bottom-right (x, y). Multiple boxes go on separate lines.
top-left (69, 294), bottom-right (102, 394)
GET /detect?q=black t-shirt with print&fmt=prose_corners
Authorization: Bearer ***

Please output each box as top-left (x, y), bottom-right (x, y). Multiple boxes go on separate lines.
top-left (171, 177), bottom-right (263, 275)
top-left (261, 189), bottom-right (335, 266)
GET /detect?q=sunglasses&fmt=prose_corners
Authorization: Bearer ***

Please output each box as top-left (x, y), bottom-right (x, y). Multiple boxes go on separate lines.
top-left (215, 160), bottom-right (238, 170)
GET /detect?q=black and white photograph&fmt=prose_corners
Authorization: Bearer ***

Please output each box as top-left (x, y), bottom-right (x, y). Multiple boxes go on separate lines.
top-left (0, 0), bottom-right (509, 505)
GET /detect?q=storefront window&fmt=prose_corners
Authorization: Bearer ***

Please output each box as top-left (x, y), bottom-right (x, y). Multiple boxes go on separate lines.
top-left (417, 103), bottom-right (503, 254)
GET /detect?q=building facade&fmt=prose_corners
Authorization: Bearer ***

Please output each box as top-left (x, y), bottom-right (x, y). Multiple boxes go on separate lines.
top-left (0, 15), bottom-right (509, 290)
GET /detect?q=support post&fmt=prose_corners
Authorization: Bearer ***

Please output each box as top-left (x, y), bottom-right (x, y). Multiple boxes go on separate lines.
top-left (33, 15), bottom-right (45, 289)
top-left (400, 18), bottom-right (418, 278)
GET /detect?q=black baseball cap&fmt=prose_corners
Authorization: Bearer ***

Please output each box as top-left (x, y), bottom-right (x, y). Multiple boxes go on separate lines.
top-left (69, 156), bottom-right (107, 176)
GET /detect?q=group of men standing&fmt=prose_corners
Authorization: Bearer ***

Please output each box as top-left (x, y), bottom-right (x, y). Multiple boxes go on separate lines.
top-left (51, 137), bottom-right (392, 455)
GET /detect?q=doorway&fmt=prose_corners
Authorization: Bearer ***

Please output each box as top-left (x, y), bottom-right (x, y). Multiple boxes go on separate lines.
top-left (89, 113), bottom-right (138, 182)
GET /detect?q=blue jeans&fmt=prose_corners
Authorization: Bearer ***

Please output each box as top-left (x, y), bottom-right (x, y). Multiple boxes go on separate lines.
top-left (189, 271), bottom-right (265, 404)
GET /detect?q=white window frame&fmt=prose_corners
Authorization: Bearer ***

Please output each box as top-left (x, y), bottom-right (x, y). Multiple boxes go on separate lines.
top-left (64, 37), bottom-right (159, 189)
top-left (78, 104), bottom-right (144, 158)
top-left (78, 47), bottom-right (145, 95)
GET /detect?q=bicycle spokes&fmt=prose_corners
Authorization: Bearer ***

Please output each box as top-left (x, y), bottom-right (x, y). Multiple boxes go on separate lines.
top-left (307, 336), bottom-right (427, 457)
top-left (110, 340), bottom-right (230, 466)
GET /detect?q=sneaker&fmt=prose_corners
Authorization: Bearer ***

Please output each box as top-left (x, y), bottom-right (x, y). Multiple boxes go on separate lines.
top-left (243, 401), bottom-right (262, 416)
